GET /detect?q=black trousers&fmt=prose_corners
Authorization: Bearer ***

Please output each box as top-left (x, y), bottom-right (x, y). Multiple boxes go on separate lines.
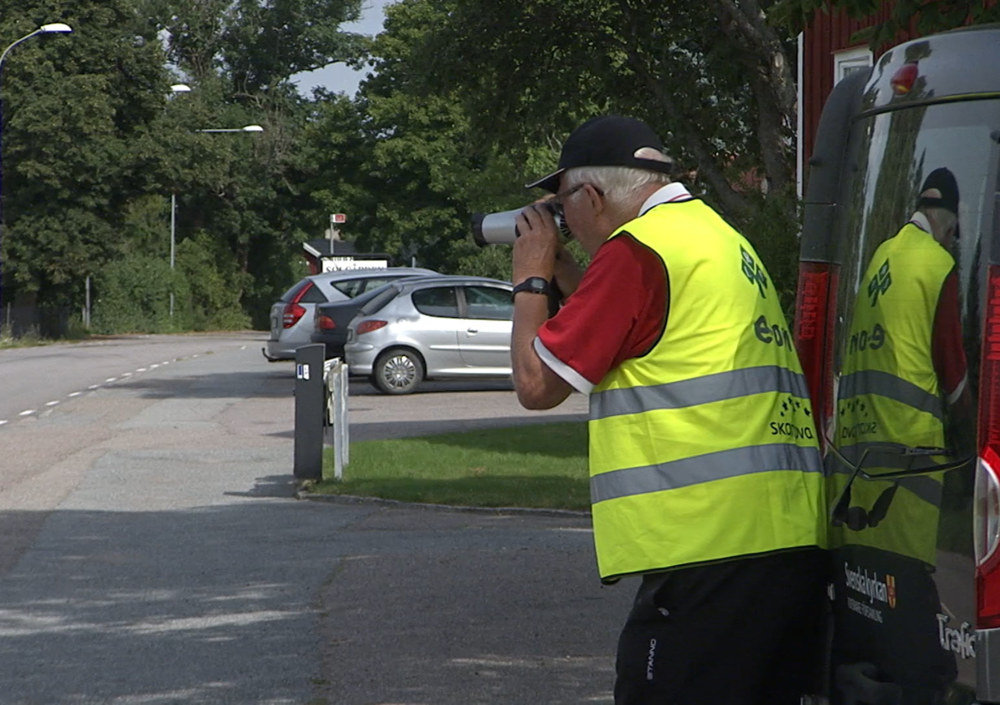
top-left (615, 548), bottom-right (828, 705)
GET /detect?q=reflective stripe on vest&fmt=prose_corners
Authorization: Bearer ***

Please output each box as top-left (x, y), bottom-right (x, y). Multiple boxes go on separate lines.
top-left (592, 443), bottom-right (824, 503)
top-left (587, 200), bottom-right (825, 582)
top-left (591, 365), bottom-right (812, 420)
top-left (839, 370), bottom-right (944, 423)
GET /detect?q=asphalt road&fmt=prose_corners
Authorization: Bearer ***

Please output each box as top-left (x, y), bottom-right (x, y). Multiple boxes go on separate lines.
top-left (0, 333), bottom-right (629, 704)
top-left (0, 333), bottom-right (256, 428)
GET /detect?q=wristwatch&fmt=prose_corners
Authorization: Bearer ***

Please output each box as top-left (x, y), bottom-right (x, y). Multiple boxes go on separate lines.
top-left (511, 277), bottom-right (551, 298)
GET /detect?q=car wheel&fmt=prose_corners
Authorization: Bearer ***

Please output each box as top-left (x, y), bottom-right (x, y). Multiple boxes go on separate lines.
top-left (372, 348), bottom-right (424, 395)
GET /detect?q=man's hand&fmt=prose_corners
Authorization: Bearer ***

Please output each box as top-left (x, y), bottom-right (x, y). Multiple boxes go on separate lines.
top-left (513, 203), bottom-right (560, 284)
top-left (553, 245), bottom-right (584, 298)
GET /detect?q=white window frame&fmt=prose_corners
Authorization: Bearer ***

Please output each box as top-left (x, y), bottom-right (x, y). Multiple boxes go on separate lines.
top-left (834, 45), bottom-right (873, 84)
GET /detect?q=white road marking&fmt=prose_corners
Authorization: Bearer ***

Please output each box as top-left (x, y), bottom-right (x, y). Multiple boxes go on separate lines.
top-left (45, 401), bottom-right (60, 407)
top-left (0, 420), bottom-right (8, 427)
top-left (68, 392), bottom-right (82, 397)
top-left (122, 372), bottom-right (133, 377)
top-left (136, 368), bottom-right (147, 373)
top-left (149, 364), bottom-right (159, 369)
top-left (162, 361), bottom-right (170, 365)
top-left (19, 410), bottom-right (35, 417)
top-left (88, 385), bottom-right (100, 390)
top-left (105, 378), bottom-right (117, 383)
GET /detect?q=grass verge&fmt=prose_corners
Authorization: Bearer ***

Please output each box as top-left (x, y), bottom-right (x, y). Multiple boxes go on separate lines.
top-left (314, 422), bottom-right (590, 511)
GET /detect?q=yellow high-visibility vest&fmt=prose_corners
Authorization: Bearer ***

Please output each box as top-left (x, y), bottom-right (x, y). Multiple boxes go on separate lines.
top-left (589, 199), bottom-right (826, 583)
top-left (832, 222), bottom-right (955, 566)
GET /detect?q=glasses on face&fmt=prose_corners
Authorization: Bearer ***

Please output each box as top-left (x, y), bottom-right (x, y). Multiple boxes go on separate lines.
top-left (548, 183), bottom-right (604, 218)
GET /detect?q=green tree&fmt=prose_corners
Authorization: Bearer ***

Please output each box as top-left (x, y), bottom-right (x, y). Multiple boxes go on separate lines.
top-left (314, 0), bottom-right (803, 293)
top-left (295, 0), bottom-right (554, 280)
top-left (770, 0), bottom-right (1000, 46)
top-left (143, 0), bottom-right (371, 327)
top-left (410, 0), bottom-right (799, 220)
top-left (1, 0), bottom-right (172, 310)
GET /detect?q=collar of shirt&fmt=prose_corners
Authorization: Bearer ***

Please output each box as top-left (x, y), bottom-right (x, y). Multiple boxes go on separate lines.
top-left (907, 211), bottom-right (932, 233)
top-left (638, 183), bottom-right (694, 216)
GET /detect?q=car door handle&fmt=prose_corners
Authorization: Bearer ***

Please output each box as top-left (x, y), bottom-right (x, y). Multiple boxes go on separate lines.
top-left (467, 328), bottom-right (478, 334)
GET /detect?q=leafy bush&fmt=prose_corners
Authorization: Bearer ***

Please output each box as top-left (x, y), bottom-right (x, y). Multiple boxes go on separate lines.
top-left (92, 255), bottom-right (187, 334)
top-left (175, 233), bottom-right (250, 331)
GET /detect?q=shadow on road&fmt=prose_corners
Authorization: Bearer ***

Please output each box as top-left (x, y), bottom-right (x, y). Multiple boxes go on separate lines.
top-left (0, 501), bottom-right (623, 705)
top-left (119, 370), bottom-right (293, 400)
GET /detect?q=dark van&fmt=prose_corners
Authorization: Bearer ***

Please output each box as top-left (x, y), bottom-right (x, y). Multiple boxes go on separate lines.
top-left (795, 25), bottom-right (1000, 704)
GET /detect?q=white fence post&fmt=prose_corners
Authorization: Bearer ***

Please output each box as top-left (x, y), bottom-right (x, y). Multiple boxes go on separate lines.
top-left (324, 358), bottom-right (350, 480)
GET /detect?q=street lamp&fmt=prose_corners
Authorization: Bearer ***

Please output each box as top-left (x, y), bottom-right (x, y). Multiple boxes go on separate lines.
top-left (169, 123), bottom-right (264, 317)
top-left (0, 22), bottom-right (72, 327)
top-left (195, 125), bottom-right (264, 133)
top-left (166, 84), bottom-right (193, 318)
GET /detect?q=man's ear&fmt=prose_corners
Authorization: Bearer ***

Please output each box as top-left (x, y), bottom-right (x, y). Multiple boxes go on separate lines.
top-left (584, 183), bottom-right (603, 213)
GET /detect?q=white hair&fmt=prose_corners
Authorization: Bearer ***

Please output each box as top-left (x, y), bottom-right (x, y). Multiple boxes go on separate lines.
top-left (563, 166), bottom-right (672, 211)
top-left (562, 148), bottom-right (673, 212)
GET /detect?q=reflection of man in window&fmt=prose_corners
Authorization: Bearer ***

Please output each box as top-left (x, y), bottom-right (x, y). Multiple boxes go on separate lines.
top-left (831, 168), bottom-right (969, 703)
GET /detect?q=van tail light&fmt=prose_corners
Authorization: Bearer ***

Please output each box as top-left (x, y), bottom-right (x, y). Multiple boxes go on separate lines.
top-left (793, 262), bottom-right (839, 448)
top-left (316, 314), bottom-right (336, 331)
top-left (356, 320), bottom-right (388, 336)
top-left (977, 267), bottom-right (1000, 628)
top-left (282, 282), bottom-right (313, 329)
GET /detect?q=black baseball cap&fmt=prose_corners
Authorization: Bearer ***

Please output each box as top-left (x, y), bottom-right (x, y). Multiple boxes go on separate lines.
top-left (525, 115), bottom-right (674, 193)
top-left (918, 167), bottom-right (960, 215)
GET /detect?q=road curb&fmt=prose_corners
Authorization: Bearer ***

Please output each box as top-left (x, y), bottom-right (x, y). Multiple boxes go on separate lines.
top-left (296, 490), bottom-right (591, 519)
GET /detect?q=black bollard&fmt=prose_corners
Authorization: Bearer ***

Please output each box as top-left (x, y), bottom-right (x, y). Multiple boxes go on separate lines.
top-left (293, 344), bottom-right (325, 481)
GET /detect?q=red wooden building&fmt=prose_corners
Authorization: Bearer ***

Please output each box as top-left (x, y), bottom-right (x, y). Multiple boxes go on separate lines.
top-left (798, 5), bottom-right (910, 194)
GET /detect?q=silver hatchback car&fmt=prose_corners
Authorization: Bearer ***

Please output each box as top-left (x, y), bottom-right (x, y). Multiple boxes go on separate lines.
top-left (344, 275), bottom-right (513, 394)
top-left (265, 267), bottom-right (437, 361)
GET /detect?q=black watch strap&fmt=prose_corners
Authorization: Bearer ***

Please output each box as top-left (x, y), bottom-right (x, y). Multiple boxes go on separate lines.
top-left (512, 276), bottom-right (551, 298)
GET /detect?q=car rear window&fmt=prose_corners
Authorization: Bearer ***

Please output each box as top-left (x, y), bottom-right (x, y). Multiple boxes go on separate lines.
top-left (331, 278), bottom-right (368, 298)
top-left (298, 284), bottom-right (327, 304)
top-left (358, 285), bottom-right (402, 316)
top-left (278, 279), bottom-right (311, 303)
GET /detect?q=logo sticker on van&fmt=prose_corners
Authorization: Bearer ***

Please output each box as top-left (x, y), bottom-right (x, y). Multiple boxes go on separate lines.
top-left (844, 563), bottom-right (896, 623)
top-left (936, 614), bottom-right (976, 660)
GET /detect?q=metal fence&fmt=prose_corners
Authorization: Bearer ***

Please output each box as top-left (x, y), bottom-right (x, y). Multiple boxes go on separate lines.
top-left (2, 302), bottom-right (74, 338)
top-left (324, 358), bottom-right (350, 480)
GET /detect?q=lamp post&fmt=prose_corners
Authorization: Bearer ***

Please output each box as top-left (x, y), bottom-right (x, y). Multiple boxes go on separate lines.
top-left (0, 22), bottom-right (72, 327)
top-left (166, 84), bottom-right (191, 319)
top-left (195, 125), bottom-right (264, 133)
top-left (169, 124), bottom-right (263, 318)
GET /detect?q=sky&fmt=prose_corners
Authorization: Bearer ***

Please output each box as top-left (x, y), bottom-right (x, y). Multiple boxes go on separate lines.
top-left (291, 0), bottom-right (392, 97)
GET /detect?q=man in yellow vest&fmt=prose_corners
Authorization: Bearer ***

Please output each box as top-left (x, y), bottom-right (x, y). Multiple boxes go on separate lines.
top-left (509, 115), bottom-right (827, 704)
top-left (832, 166), bottom-right (970, 564)
top-left (829, 168), bottom-right (972, 702)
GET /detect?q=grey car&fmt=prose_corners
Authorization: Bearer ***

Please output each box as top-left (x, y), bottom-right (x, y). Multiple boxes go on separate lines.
top-left (344, 275), bottom-right (513, 394)
top-left (265, 267), bottom-right (437, 361)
